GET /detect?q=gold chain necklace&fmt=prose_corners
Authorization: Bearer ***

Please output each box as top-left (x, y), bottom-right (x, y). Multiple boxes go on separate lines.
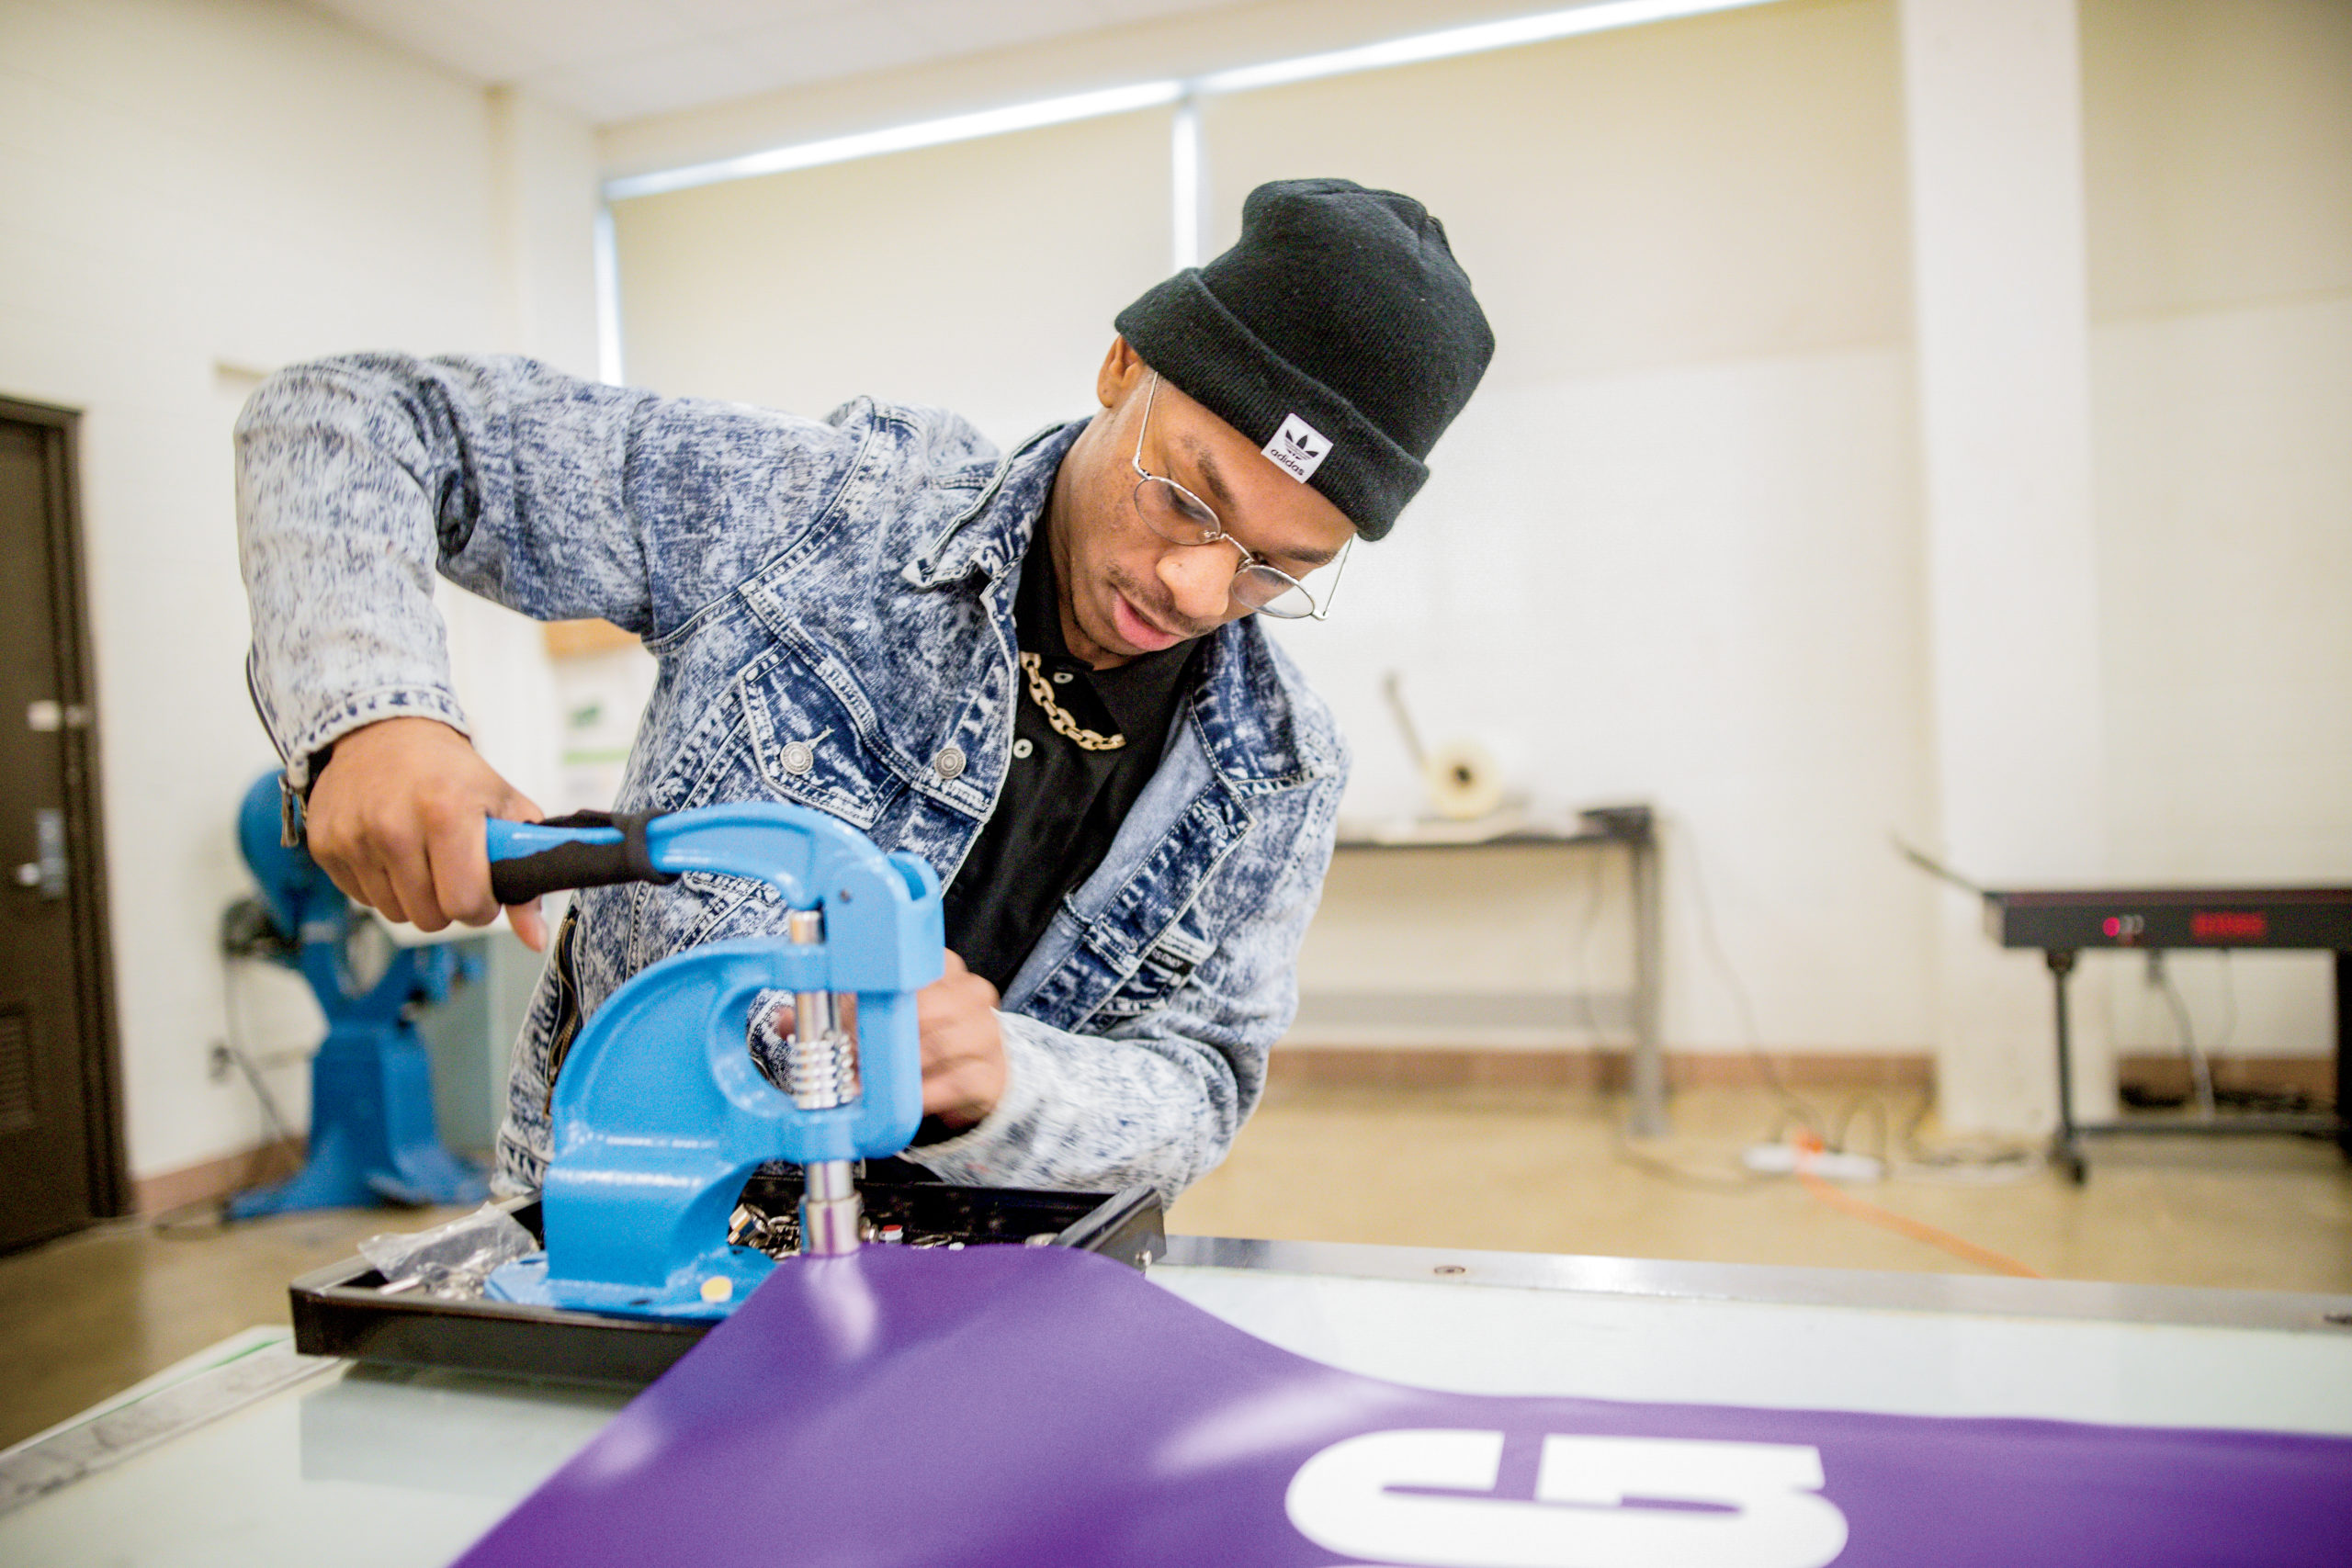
top-left (1019, 652), bottom-right (1125, 751)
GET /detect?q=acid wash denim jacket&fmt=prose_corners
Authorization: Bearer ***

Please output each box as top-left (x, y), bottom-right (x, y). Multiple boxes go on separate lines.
top-left (236, 354), bottom-right (1348, 1205)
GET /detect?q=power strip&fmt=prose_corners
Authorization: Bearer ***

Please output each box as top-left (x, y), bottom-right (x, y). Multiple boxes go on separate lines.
top-left (1742, 1144), bottom-right (1884, 1183)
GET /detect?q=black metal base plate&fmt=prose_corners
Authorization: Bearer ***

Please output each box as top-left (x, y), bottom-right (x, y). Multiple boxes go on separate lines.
top-left (289, 1172), bottom-right (1165, 1388)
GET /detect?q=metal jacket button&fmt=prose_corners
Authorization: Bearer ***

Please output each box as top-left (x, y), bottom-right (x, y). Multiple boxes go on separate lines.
top-left (780, 740), bottom-right (815, 776)
top-left (933, 745), bottom-right (966, 780)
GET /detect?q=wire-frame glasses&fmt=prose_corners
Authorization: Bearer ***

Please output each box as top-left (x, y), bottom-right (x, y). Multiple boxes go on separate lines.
top-left (1128, 372), bottom-right (1351, 621)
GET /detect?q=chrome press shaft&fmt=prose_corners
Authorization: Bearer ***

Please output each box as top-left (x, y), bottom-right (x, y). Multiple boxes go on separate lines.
top-left (785, 907), bottom-right (862, 1255)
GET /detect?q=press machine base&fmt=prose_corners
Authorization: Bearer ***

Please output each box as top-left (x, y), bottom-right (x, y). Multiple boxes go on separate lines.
top-left (290, 1171), bottom-right (1163, 1386)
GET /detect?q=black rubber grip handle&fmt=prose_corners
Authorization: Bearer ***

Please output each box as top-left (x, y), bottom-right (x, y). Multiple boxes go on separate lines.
top-left (488, 810), bottom-right (678, 906)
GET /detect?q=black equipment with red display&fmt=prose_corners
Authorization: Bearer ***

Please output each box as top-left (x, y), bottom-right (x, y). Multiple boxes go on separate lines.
top-left (1984, 886), bottom-right (2352, 1181)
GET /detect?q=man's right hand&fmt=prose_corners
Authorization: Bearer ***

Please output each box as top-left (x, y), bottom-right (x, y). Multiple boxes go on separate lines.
top-left (303, 716), bottom-right (549, 952)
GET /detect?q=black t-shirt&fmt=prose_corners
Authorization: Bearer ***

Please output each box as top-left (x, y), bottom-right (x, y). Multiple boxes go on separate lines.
top-left (940, 520), bottom-right (1203, 995)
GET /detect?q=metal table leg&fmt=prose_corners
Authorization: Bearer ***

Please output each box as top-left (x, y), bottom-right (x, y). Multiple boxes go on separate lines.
top-left (2336, 950), bottom-right (2350, 1163)
top-left (2048, 948), bottom-right (2084, 1184)
top-left (1626, 821), bottom-right (1668, 1138)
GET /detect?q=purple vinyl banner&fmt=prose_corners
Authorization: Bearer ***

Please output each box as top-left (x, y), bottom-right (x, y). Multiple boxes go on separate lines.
top-left (458, 1246), bottom-right (2352, 1568)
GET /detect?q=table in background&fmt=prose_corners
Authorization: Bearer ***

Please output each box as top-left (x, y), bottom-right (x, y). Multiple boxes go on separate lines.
top-left (1311, 804), bottom-right (1665, 1134)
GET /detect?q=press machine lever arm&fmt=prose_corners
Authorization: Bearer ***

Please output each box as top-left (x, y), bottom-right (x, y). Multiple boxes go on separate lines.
top-left (486, 811), bottom-right (676, 908)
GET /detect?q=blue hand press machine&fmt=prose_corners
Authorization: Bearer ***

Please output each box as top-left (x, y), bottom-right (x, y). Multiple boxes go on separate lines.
top-left (478, 802), bottom-right (944, 1319)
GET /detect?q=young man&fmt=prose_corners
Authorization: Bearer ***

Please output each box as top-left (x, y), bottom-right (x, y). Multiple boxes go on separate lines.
top-left (238, 177), bottom-right (1493, 1202)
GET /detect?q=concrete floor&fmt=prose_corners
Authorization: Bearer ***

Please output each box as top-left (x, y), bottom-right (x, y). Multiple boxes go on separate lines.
top-left (1170, 1084), bottom-right (2352, 1291)
top-left (4, 1082), bottom-right (2348, 1450)
top-left (0, 1202), bottom-right (469, 1452)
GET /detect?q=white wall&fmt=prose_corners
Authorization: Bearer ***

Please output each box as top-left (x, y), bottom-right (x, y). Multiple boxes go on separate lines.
top-left (608, 0), bottom-right (1940, 1062)
top-left (1207, 0), bottom-right (1934, 1056)
top-left (610, 106), bottom-right (1173, 443)
top-left (0, 0), bottom-right (596, 1184)
top-left (596, 0), bottom-right (2347, 1129)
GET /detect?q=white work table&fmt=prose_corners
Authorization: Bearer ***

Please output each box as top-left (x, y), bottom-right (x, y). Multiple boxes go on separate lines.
top-left (5, 1236), bottom-right (2348, 1565)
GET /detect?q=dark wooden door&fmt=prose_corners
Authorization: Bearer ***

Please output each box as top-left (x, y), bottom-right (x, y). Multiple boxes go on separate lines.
top-left (0, 400), bottom-right (124, 1249)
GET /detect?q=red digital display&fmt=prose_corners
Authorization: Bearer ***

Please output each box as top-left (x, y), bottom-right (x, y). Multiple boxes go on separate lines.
top-left (2192, 910), bottom-right (2267, 942)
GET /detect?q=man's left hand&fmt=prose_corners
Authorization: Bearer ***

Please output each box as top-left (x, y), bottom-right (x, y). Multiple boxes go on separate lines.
top-left (918, 951), bottom-right (1005, 1129)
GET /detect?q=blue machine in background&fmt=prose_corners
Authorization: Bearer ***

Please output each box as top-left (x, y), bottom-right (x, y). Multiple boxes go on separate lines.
top-left (223, 773), bottom-right (488, 1218)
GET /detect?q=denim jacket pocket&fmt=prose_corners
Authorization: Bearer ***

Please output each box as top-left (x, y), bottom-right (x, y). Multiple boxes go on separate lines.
top-left (1089, 920), bottom-right (1216, 1021)
top-left (737, 646), bottom-right (894, 830)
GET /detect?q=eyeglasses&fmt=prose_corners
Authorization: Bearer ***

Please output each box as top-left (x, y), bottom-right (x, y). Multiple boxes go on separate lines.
top-left (1129, 372), bottom-right (1351, 621)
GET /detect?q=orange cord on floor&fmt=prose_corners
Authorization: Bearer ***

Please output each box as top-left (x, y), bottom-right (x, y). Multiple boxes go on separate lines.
top-left (1790, 1135), bottom-right (2043, 1280)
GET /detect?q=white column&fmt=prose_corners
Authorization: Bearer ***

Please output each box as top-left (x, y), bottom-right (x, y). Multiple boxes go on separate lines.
top-left (450, 87), bottom-right (606, 814)
top-left (1901, 0), bottom-right (2109, 1133)
top-left (486, 85), bottom-right (604, 377)
top-left (1170, 93), bottom-right (1205, 271)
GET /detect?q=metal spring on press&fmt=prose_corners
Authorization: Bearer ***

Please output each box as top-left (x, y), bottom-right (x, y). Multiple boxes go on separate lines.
top-left (785, 907), bottom-right (860, 1111)
top-left (785, 1026), bottom-right (859, 1109)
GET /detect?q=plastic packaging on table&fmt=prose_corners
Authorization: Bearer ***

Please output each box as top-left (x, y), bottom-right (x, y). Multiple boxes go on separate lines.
top-left (360, 1202), bottom-right (538, 1300)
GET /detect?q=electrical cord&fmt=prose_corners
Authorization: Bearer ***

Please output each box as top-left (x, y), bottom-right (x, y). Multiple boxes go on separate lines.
top-left (1606, 1115), bottom-right (1771, 1192)
top-left (148, 1195), bottom-right (234, 1236)
top-left (2120, 952), bottom-right (2332, 1117)
top-left (1677, 822), bottom-right (1826, 1139)
top-left (2147, 951), bottom-right (2217, 1118)
top-left (1888, 1090), bottom-right (2042, 1185)
top-left (1611, 824), bottom-right (2062, 1270)
top-left (221, 1038), bottom-right (300, 1173)
top-left (2216, 950), bottom-right (2238, 1056)
top-left (1794, 1164), bottom-right (2042, 1278)
top-left (1879, 832), bottom-right (2060, 1180)
top-left (1612, 822), bottom-right (2041, 1196)
top-left (97, 954), bottom-right (310, 1241)
top-left (62, 1200), bottom-right (227, 1241)
top-left (218, 953), bottom-right (304, 1194)
top-left (1829, 1093), bottom-right (1891, 1168)
top-left (1568, 813), bottom-right (1766, 1189)
top-left (1608, 816), bottom-right (1872, 1190)
top-left (1565, 832), bottom-right (1612, 1043)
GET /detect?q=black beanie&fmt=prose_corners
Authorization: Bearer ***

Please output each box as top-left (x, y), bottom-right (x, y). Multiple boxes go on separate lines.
top-left (1114, 177), bottom-right (1493, 540)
